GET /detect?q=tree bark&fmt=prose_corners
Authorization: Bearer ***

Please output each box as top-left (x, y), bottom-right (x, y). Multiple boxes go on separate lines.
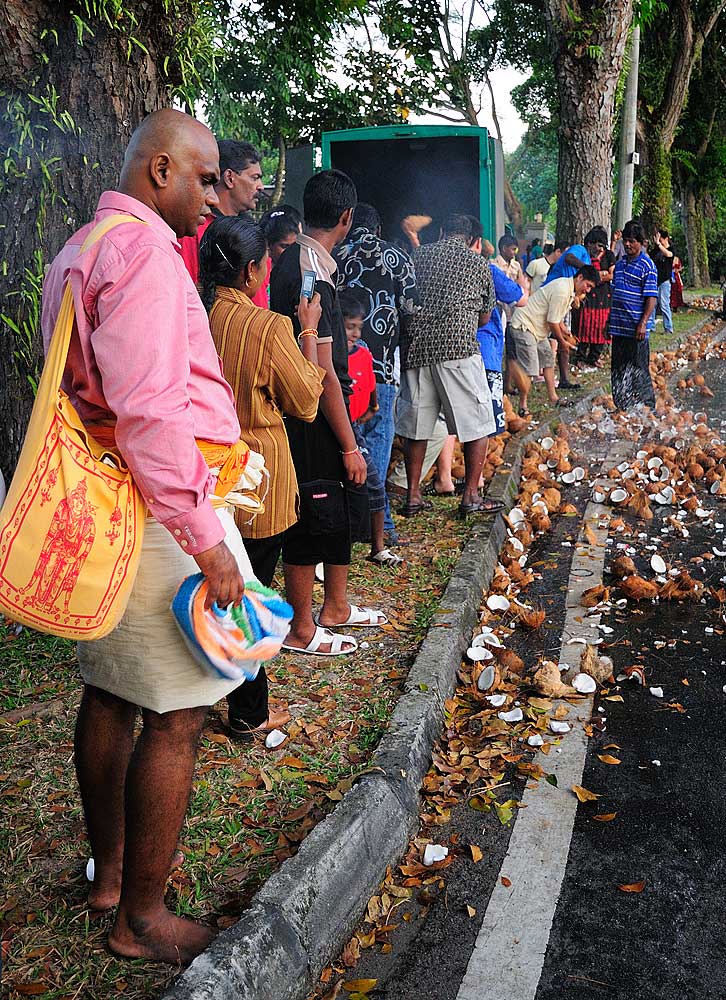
top-left (683, 182), bottom-right (711, 288)
top-left (0, 2), bottom-right (170, 481)
top-left (543, 0), bottom-right (633, 245)
top-left (271, 134), bottom-right (286, 207)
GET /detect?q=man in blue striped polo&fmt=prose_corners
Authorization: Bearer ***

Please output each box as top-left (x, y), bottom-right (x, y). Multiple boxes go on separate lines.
top-left (609, 219), bottom-right (658, 411)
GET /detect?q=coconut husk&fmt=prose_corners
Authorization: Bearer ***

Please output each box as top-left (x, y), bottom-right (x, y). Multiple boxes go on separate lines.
top-left (516, 607), bottom-right (546, 630)
top-left (514, 524), bottom-right (533, 547)
top-left (490, 568), bottom-right (511, 594)
top-left (580, 644), bottom-right (614, 683)
top-left (620, 575), bottom-right (659, 600)
top-left (533, 660), bottom-right (574, 698)
top-left (610, 555), bottom-right (636, 578)
top-left (626, 490), bottom-right (653, 520)
top-left (508, 562), bottom-right (534, 587)
top-left (561, 503), bottom-right (578, 514)
top-left (542, 488), bottom-right (561, 512)
top-left (658, 570), bottom-right (702, 601)
top-left (529, 510), bottom-right (551, 534)
top-left (581, 584), bottom-right (610, 607)
top-left (494, 647), bottom-right (525, 676)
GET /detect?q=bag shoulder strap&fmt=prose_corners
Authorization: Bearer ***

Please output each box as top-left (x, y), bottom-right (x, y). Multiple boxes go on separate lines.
top-left (44, 213), bottom-right (148, 395)
top-left (80, 212), bottom-right (145, 253)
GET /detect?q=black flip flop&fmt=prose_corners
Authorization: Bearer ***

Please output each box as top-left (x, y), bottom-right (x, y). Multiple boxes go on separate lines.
top-left (400, 499), bottom-right (433, 517)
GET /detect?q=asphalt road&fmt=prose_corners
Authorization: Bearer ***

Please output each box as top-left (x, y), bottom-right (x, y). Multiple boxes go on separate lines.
top-left (320, 346), bottom-right (726, 1000)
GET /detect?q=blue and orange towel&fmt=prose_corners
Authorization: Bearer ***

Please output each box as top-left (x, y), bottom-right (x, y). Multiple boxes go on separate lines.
top-left (171, 574), bottom-right (293, 681)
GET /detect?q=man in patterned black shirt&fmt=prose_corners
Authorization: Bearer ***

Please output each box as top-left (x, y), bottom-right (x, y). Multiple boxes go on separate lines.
top-left (396, 214), bottom-right (497, 519)
top-left (335, 203), bottom-right (420, 544)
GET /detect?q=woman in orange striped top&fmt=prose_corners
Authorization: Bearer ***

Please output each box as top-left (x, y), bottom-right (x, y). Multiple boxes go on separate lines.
top-left (200, 216), bottom-right (324, 738)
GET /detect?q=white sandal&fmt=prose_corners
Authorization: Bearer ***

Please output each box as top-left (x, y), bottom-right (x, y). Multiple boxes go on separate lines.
top-left (367, 548), bottom-right (404, 568)
top-left (281, 625), bottom-right (357, 656)
top-left (316, 604), bottom-right (388, 628)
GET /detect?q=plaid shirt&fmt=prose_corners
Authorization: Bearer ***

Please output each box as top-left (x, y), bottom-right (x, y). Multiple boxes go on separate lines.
top-left (403, 236), bottom-right (495, 370)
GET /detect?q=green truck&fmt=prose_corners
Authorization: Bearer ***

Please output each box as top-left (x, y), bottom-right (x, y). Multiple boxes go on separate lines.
top-left (285, 124), bottom-right (505, 246)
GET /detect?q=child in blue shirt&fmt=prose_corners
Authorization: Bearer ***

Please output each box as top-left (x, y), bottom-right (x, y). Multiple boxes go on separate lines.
top-left (477, 264), bottom-right (526, 434)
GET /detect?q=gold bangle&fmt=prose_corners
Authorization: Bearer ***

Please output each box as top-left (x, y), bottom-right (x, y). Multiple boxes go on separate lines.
top-left (298, 328), bottom-right (318, 339)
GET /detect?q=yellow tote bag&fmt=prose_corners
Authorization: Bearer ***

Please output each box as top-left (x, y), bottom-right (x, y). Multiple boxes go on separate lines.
top-left (0, 214), bottom-right (146, 639)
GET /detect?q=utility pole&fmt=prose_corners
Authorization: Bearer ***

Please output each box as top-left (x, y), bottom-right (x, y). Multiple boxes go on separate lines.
top-left (615, 24), bottom-right (640, 231)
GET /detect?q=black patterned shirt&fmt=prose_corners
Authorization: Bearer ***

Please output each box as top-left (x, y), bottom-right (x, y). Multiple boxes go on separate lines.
top-left (403, 236), bottom-right (495, 371)
top-left (334, 227), bottom-right (420, 384)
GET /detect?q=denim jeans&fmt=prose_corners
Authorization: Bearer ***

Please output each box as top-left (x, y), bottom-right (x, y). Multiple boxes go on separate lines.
top-left (658, 280), bottom-right (673, 332)
top-left (360, 382), bottom-right (397, 535)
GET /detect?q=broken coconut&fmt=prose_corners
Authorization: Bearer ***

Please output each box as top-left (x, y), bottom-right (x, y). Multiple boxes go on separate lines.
top-left (533, 660), bottom-right (575, 698)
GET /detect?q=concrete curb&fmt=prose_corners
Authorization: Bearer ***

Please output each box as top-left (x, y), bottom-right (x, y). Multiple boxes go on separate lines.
top-left (162, 396), bottom-right (601, 1000)
top-left (164, 319), bottom-right (722, 999)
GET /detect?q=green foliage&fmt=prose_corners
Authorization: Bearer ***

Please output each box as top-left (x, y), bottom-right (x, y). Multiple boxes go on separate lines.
top-left (1, 1), bottom-right (220, 400)
top-left (505, 123), bottom-right (558, 222)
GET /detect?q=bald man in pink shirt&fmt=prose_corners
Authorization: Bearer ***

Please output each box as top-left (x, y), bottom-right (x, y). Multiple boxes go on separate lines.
top-left (41, 110), bottom-right (249, 965)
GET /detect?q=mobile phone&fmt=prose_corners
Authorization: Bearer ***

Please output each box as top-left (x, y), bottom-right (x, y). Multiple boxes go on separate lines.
top-left (301, 270), bottom-right (317, 300)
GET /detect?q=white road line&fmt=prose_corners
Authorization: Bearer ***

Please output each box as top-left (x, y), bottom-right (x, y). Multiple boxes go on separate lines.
top-left (456, 445), bottom-right (630, 1000)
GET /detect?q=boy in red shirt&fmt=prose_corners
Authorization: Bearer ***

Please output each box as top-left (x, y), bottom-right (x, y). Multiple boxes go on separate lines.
top-left (341, 290), bottom-right (403, 567)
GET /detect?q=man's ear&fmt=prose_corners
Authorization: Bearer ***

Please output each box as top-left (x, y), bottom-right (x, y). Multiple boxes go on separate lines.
top-left (223, 168), bottom-right (236, 191)
top-left (150, 152), bottom-right (171, 189)
top-left (340, 207), bottom-right (354, 228)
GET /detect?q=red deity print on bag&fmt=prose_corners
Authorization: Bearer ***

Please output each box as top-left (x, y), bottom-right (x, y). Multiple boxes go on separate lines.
top-left (20, 478), bottom-right (97, 615)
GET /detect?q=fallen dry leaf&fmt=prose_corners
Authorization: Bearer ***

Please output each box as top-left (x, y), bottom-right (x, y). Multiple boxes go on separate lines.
top-left (501, 876), bottom-right (512, 887)
top-left (470, 845), bottom-right (483, 863)
top-left (466, 904), bottom-right (477, 917)
top-left (342, 980), bottom-right (378, 994)
top-left (572, 785), bottom-right (601, 802)
top-left (618, 881), bottom-right (645, 893)
top-left (598, 754), bottom-right (622, 765)
top-left (593, 813), bottom-right (617, 822)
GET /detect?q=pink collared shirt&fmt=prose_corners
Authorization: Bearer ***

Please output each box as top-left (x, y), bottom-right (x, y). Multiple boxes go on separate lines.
top-left (41, 191), bottom-right (241, 555)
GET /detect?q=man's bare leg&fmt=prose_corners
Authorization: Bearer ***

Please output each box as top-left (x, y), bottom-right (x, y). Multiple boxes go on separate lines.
top-left (369, 509), bottom-right (386, 557)
top-left (543, 365), bottom-right (560, 404)
top-left (434, 435), bottom-right (457, 492)
top-left (509, 359), bottom-right (532, 413)
top-left (108, 705), bottom-right (215, 965)
top-left (75, 685), bottom-right (136, 911)
top-left (558, 342), bottom-right (572, 385)
top-left (461, 438), bottom-right (488, 506)
top-left (403, 438), bottom-right (428, 507)
top-left (282, 563), bottom-right (354, 653)
top-left (318, 562), bottom-right (353, 625)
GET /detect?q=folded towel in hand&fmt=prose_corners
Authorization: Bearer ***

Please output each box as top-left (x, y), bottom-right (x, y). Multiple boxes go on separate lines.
top-left (171, 574), bottom-right (293, 681)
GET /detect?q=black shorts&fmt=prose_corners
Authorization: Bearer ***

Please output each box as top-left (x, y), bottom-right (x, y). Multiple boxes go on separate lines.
top-left (282, 479), bottom-right (351, 566)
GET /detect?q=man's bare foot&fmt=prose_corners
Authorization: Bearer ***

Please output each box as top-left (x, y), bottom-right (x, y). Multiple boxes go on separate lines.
top-left (109, 909), bottom-right (216, 966)
top-left (88, 877), bottom-right (123, 912)
top-left (282, 626), bottom-right (355, 655)
top-left (88, 850), bottom-right (185, 911)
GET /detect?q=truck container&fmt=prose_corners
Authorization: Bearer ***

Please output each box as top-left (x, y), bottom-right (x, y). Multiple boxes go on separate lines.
top-left (285, 124), bottom-right (505, 246)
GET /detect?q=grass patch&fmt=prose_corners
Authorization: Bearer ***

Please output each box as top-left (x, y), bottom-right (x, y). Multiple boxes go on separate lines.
top-left (1, 499), bottom-right (470, 999)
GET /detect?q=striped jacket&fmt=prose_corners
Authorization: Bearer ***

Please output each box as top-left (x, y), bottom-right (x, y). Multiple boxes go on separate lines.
top-left (210, 287), bottom-right (324, 539)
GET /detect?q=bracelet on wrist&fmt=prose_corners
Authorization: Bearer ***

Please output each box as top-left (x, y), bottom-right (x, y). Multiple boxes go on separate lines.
top-left (341, 446), bottom-right (359, 457)
top-left (298, 328), bottom-right (318, 341)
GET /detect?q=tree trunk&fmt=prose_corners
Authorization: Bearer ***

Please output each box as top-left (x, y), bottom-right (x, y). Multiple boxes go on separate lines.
top-left (0, 2), bottom-right (169, 482)
top-left (641, 134), bottom-right (673, 233)
top-left (271, 134), bottom-right (286, 207)
top-left (683, 182), bottom-right (710, 288)
top-left (543, 0), bottom-right (633, 245)
top-left (638, 0), bottom-right (726, 233)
